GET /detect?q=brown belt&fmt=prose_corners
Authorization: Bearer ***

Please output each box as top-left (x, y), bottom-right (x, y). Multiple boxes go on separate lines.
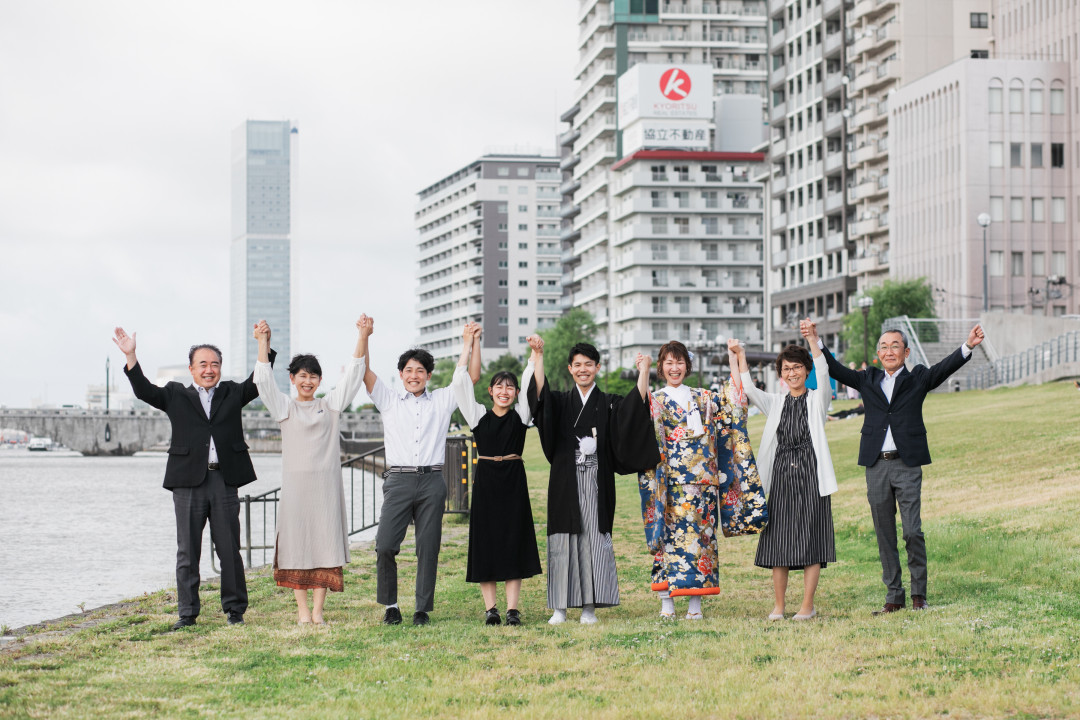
top-left (878, 451), bottom-right (900, 460)
top-left (477, 454), bottom-right (522, 462)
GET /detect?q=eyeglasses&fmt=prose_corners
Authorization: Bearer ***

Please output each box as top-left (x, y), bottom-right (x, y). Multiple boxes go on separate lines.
top-left (877, 344), bottom-right (905, 352)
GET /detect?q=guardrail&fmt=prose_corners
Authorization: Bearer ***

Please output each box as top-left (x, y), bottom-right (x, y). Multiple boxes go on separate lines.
top-left (213, 436), bottom-right (474, 571)
top-left (964, 330), bottom-right (1080, 390)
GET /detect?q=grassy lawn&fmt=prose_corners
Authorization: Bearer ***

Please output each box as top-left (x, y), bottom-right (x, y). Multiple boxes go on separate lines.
top-left (2, 381), bottom-right (1080, 719)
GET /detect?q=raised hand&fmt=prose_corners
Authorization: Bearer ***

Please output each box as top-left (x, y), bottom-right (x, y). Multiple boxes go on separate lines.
top-left (526, 334), bottom-right (544, 354)
top-left (800, 318), bottom-right (818, 342)
top-left (635, 352), bottom-right (652, 374)
top-left (967, 324), bottom-right (985, 348)
top-left (727, 337), bottom-right (743, 357)
top-left (253, 320), bottom-right (271, 341)
top-left (112, 327), bottom-right (136, 356)
top-left (358, 314), bottom-right (374, 337)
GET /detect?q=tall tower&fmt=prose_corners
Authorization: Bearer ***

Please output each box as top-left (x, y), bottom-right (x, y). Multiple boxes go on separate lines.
top-left (230, 120), bottom-right (296, 391)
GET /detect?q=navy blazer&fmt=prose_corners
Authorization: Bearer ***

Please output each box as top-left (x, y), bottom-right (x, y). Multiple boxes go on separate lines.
top-left (123, 350), bottom-right (275, 489)
top-left (821, 343), bottom-right (968, 468)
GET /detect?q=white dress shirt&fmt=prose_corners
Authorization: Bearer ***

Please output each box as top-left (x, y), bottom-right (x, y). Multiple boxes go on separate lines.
top-left (369, 376), bottom-right (459, 467)
top-left (195, 384), bottom-right (218, 464)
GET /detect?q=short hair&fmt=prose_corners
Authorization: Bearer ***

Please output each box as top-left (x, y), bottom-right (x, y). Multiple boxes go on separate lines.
top-left (287, 354), bottom-right (322, 377)
top-left (188, 344), bottom-right (223, 365)
top-left (488, 370), bottom-right (519, 391)
top-left (879, 329), bottom-right (909, 348)
top-left (774, 344), bottom-right (813, 378)
top-left (656, 340), bottom-right (691, 382)
top-left (397, 348), bottom-right (435, 373)
top-left (567, 342), bottom-right (600, 365)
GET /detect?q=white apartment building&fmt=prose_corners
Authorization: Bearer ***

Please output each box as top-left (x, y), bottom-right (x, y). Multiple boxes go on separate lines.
top-left (765, 0), bottom-right (854, 350)
top-left (415, 155), bottom-right (562, 360)
top-left (561, 0), bottom-right (769, 356)
top-left (844, 0), bottom-right (991, 288)
top-left (891, 59), bottom-right (1074, 317)
top-left (609, 150), bottom-right (766, 367)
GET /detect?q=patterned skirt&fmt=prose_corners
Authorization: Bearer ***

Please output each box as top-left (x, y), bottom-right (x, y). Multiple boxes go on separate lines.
top-left (273, 549), bottom-right (344, 592)
top-left (651, 484), bottom-right (720, 596)
top-left (546, 456), bottom-right (620, 609)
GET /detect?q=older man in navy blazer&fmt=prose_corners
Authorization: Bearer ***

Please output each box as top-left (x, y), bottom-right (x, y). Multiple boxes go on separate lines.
top-left (802, 319), bottom-right (984, 614)
top-left (113, 326), bottom-right (274, 630)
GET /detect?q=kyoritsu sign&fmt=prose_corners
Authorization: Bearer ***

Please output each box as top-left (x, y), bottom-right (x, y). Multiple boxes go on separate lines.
top-left (618, 63), bottom-right (713, 152)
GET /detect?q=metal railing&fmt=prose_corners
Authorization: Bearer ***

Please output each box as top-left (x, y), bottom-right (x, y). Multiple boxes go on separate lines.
top-left (212, 436), bottom-right (473, 571)
top-left (965, 329), bottom-right (1080, 390)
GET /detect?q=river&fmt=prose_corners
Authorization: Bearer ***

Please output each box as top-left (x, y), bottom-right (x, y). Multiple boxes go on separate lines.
top-left (0, 450), bottom-right (298, 630)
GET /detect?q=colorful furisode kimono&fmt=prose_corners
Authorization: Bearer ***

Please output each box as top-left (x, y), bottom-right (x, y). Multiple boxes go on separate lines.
top-left (638, 380), bottom-right (767, 596)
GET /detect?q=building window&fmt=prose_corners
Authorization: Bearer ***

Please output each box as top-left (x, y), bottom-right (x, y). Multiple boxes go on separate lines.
top-left (702, 191), bottom-right (718, 208)
top-left (703, 242), bottom-right (719, 261)
top-left (970, 12), bottom-right (988, 28)
top-left (702, 217), bottom-right (719, 235)
top-left (1011, 252), bottom-right (1024, 277)
top-left (988, 87), bottom-right (1003, 113)
top-left (517, 167), bottom-right (529, 177)
top-left (518, 224), bottom-right (528, 231)
top-left (989, 196), bottom-right (1004, 222)
top-left (1053, 251), bottom-right (1067, 276)
top-left (1031, 89), bottom-right (1044, 113)
top-left (651, 217), bottom-right (668, 234)
top-left (674, 296), bottom-right (690, 314)
top-left (498, 279), bottom-right (508, 287)
top-left (518, 186), bottom-right (528, 194)
top-left (518, 261), bottom-right (528, 268)
top-left (1010, 143), bottom-right (1023, 167)
top-left (651, 191), bottom-right (667, 208)
top-left (518, 242), bottom-right (528, 249)
top-left (989, 251), bottom-right (1004, 276)
top-left (498, 241), bottom-right (508, 249)
top-left (651, 165), bottom-right (667, 181)
top-left (652, 296), bottom-right (669, 313)
top-left (652, 269), bottom-right (669, 287)
top-left (498, 298), bottom-right (508, 306)
top-left (518, 317), bottom-right (529, 325)
top-left (497, 167), bottom-right (510, 176)
top-left (519, 279), bottom-right (528, 286)
top-left (518, 298), bottom-right (528, 305)
top-left (702, 164), bottom-right (719, 181)
top-left (651, 322), bottom-right (668, 341)
top-left (651, 242), bottom-right (668, 260)
top-left (499, 336), bottom-right (508, 344)
top-left (1051, 88), bottom-right (1065, 114)
top-left (498, 204), bottom-right (508, 213)
top-left (1052, 197), bottom-right (1066, 223)
top-left (674, 165), bottom-right (690, 182)
top-left (498, 222), bottom-right (508, 231)
top-left (674, 217), bottom-right (690, 235)
top-left (518, 204), bottom-right (528, 212)
top-left (1032, 197), bottom-right (1045, 222)
top-left (1051, 143), bottom-right (1065, 168)
top-left (970, 50), bottom-right (989, 59)
top-left (989, 142), bottom-right (1003, 167)
top-left (498, 186), bottom-right (509, 194)
top-left (673, 191), bottom-right (689, 208)
top-left (1009, 88), bottom-right (1023, 113)
top-left (498, 260), bottom-right (508, 269)
top-left (1031, 143), bottom-right (1044, 168)
top-left (1010, 197), bottom-right (1024, 221)
top-left (1032, 252), bottom-right (1046, 276)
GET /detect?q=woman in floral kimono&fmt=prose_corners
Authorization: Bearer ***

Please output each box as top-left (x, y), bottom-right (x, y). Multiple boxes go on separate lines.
top-left (638, 339), bottom-right (767, 620)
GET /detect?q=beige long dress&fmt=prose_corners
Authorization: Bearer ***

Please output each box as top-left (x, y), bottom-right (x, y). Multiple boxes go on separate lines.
top-left (254, 357), bottom-right (366, 590)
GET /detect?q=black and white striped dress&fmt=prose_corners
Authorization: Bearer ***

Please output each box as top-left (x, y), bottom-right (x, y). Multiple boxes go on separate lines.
top-left (546, 454), bottom-right (620, 609)
top-left (754, 393), bottom-right (836, 570)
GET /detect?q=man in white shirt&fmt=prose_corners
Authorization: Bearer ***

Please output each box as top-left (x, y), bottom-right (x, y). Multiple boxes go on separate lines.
top-left (362, 318), bottom-right (476, 626)
top-left (804, 320), bottom-right (984, 614)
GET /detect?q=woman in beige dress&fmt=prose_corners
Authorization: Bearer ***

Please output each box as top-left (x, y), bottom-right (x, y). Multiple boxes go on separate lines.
top-left (253, 317), bottom-right (369, 625)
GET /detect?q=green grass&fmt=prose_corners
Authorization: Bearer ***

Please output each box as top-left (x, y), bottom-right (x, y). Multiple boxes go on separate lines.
top-left (2, 381), bottom-right (1080, 719)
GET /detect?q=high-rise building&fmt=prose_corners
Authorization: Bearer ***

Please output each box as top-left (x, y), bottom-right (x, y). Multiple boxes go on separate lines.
top-left (230, 120), bottom-right (297, 392)
top-left (765, 0), bottom-right (854, 351)
top-left (415, 154), bottom-right (563, 360)
top-left (560, 0), bottom-right (769, 355)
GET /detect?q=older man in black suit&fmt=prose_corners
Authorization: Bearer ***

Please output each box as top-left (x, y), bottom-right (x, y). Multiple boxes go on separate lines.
top-left (113, 326), bottom-right (274, 630)
top-left (801, 319), bottom-right (984, 614)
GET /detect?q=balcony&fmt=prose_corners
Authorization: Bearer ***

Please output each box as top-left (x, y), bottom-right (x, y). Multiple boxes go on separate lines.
top-left (559, 226), bottom-right (581, 244)
top-left (559, 178), bottom-right (582, 196)
top-left (559, 203), bottom-right (582, 220)
top-left (771, 248), bottom-right (788, 268)
top-left (824, 111), bottom-right (843, 135)
top-left (849, 215), bottom-right (879, 238)
top-left (824, 151), bottom-right (843, 174)
top-left (852, 142), bottom-right (879, 165)
top-left (824, 188), bottom-right (844, 212)
top-left (559, 154), bottom-right (580, 171)
top-left (559, 127), bottom-right (581, 148)
top-left (771, 135), bottom-right (787, 157)
top-left (771, 173), bottom-right (787, 194)
top-left (770, 100), bottom-right (787, 124)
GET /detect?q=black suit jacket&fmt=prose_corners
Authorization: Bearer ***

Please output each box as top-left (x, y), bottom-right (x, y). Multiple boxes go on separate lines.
top-left (123, 350), bottom-right (275, 489)
top-left (821, 344), bottom-right (969, 468)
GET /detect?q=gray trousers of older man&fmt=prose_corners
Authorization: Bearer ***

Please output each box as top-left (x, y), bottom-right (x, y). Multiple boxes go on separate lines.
top-left (375, 470), bottom-right (447, 613)
top-left (866, 458), bottom-right (926, 605)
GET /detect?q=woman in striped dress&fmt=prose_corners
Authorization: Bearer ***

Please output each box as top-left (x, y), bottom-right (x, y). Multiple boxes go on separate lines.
top-left (729, 336), bottom-right (837, 621)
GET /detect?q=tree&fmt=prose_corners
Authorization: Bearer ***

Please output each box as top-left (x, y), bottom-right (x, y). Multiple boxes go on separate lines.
top-left (840, 278), bottom-right (937, 366)
top-left (538, 309), bottom-right (598, 391)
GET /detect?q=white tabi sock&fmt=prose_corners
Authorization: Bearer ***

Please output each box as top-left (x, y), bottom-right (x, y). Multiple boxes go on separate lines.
top-left (686, 596), bottom-right (702, 619)
top-left (548, 608), bottom-right (567, 625)
top-left (659, 591), bottom-right (675, 617)
top-left (580, 604), bottom-right (598, 624)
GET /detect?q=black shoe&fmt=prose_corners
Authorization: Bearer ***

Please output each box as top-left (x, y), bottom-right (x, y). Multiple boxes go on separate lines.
top-left (412, 611), bottom-right (430, 626)
top-left (382, 607), bottom-right (403, 625)
top-left (226, 611), bottom-right (244, 625)
top-left (505, 609), bottom-right (522, 626)
top-left (171, 616), bottom-right (196, 631)
top-left (484, 607), bottom-right (501, 626)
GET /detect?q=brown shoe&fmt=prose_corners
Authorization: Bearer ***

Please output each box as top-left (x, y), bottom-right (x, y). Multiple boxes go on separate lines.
top-left (911, 595), bottom-right (929, 610)
top-left (872, 602), bottom-right (905, 615)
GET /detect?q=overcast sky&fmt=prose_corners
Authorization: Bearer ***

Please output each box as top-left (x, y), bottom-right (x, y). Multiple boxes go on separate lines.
top-left (0, 0), bottom-right (579, 407)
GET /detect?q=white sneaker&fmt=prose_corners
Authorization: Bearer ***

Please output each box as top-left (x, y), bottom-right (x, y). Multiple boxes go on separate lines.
top-left (579, 609), bottom-right (599, 624)
top-left (548, 609), bottom-right (567, 625)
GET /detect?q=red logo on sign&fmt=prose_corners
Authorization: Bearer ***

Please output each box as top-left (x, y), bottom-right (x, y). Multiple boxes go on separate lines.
top-left (659, 68), bottom-right (692, 101)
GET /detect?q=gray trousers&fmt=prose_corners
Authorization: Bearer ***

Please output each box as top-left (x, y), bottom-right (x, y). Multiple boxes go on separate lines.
top-left (172, 469), bottom-right (247, 618)
top-left (865, 459), bottom-right (925, 604)
top-left (375, 470), bottom-right (447, 613)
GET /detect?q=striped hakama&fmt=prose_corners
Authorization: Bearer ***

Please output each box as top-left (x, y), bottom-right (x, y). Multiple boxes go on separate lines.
top-left (547, 455), bottom-right (620, 609)
top-left (754, 393), bottom-right (835, 570)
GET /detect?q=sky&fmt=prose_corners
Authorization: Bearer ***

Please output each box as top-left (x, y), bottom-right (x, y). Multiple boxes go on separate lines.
top-left (0, 0), bottom-right (579, 407)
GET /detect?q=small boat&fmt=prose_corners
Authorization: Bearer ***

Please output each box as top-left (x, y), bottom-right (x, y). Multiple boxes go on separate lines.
top-left (28, 437), bottom-right (53, 452)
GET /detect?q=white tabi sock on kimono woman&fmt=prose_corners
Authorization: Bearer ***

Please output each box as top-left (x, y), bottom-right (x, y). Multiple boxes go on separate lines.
top-left (687, 596), bottom-right (702, 617)
top-left (659, 591), bottom-right (675, 617)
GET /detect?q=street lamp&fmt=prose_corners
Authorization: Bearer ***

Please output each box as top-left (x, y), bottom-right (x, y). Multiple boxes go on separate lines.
top-left (977, 212), bottom-right (992, 313)
top-left (857, 295), bottom-right (874, 364)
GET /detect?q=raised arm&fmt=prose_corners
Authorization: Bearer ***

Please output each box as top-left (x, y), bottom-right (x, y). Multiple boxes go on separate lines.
top-left (634, 352), bottom-right (652, 401)
top-left (468, 323), bottom-right (482, 383)
top-left (526, 334), bottom-right (546, 394)
top-left (253, 320), bottom-right (290, 420)
top-left (730, 337), bottom-right (770, 414)
top-left (326, 317), bottom-right (370, 413)
top-left (112, 327), bottom-right (139, 371)
top-left (113, 326), bottom-right (168, 410)
top-left (803, 318), bottom-right (861, 388)
top-left (452, 323), bottom-right (486, 428)
top-left (361, 314), bottom-right (377, 394)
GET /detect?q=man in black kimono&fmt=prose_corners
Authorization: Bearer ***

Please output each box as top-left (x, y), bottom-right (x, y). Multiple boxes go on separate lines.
top-left (525, 336), bottom-right (658, 624)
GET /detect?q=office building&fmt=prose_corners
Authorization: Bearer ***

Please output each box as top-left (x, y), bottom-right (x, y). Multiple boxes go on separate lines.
top-left (230, 120), bottom-right (297, 392)
top-left (415, 154), bottom-right (563, 360)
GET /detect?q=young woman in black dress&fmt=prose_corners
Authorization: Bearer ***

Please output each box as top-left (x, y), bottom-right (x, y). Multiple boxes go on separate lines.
top-left (451, 324), bottom-right (543, 626)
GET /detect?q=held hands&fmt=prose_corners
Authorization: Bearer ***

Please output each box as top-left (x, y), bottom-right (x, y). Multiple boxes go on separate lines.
top-left (966, 324), bottom-right (985, 348)
top-left (463, 322), bottom-right (482, 341)
top-left (727, 337), bottom-right (744, 358)
top-left (112, 327), bottom-right (136, 357)
top-left (253, 320), bottom-right (271, 342)
top-left (526, 334), bottom-right (544, 354)
top-left (634, 352), bottom-right (652, 375)
top-left (800, 318), bottom-right (819, 344)
top-left (358, 314), bottom-right (374, 338)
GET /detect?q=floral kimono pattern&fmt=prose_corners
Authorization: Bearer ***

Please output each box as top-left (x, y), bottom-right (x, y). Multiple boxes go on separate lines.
top-left (638, 380), bottom-right (767, 596)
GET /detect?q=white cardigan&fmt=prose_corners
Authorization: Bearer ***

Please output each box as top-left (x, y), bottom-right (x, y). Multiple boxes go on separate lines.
top-left (740, 352), bottom-right (838, 498)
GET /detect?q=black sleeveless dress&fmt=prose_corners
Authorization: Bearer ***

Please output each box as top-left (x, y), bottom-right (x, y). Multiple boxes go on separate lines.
top-left (466, 409), bottom-right (543, 582)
